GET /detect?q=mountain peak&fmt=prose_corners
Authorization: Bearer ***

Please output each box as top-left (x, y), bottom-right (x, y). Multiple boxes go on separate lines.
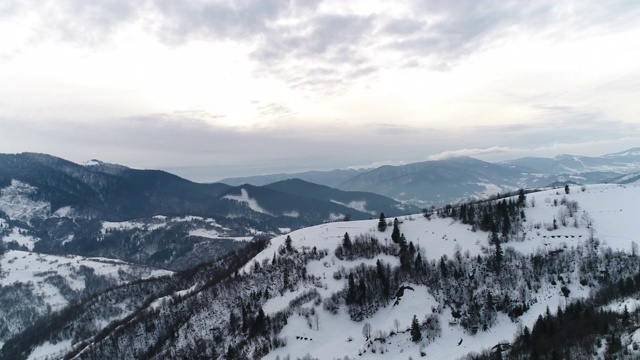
top-left (602, 147), bottom-right (640, 158)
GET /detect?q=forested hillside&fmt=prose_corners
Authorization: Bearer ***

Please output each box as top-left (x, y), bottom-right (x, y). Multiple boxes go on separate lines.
top-left (2, 184), bottom-right (638, 359)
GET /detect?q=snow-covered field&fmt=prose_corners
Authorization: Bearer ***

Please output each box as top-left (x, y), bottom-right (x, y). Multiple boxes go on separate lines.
top-left (0, 250), bottom-right (172, 312)
top-left (243, 184), bottom-right (640, 359)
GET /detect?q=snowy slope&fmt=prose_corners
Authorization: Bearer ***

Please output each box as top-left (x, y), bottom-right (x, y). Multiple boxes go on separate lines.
top-left (1, 250), bottom-right (172, 308)
top-left (0, 250), bottom-right (173, 348)
top-left (241, 184), bottom-right (640, 360)
top-left (7, 184), bottom-right (638, 360)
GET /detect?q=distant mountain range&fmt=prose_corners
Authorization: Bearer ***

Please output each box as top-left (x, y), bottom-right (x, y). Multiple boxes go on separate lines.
top-left (2, 148), bottom-right (639, 269)
top-left (220, 147), bottom-right (640, 206)
top-left (0, 153), bottom-right (414, 269)
top-left (0, 153), bottom-right (411, 224)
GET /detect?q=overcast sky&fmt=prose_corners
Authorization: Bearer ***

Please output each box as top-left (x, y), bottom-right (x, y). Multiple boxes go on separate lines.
top-left (1, 0), bottom-right (639, 181)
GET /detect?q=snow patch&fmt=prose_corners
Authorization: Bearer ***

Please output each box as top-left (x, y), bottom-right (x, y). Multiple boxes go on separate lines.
top-left (189, 229), bottom-right (221, 239)
top-left (27, 339), bottom-right (72, 360)
top-left (329, 213), bottom-right (344, 221)
top-left (2, 228), bottom-right (37, 250)
top-left (331, 199), bottom-right (375, 215)
top-left (223, 188), bottom-right (271, 215)
top-left (0, 180), bottom-right (51, 222)
top-left (283, 210), bottom-right (300, 218)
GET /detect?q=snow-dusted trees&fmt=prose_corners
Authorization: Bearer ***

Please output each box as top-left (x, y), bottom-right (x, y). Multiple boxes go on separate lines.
top-left (377, 213), bottom-right (387, 232)
top-left (391, 218), bottom-right (400, 243)
top-left (410, 315), bottom-right (421, 342)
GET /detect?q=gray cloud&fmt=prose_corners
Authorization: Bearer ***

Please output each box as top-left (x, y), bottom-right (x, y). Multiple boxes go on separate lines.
top-left (380, 18), bottom-right (425, 36)
top-left (5, 0), bottom-right (639, 94)
top-left (2, 105), bottom-right (638, 181)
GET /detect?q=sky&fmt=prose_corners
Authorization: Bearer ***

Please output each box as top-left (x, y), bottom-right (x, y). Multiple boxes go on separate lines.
top-left (1, 0), bottom-right (639, 182)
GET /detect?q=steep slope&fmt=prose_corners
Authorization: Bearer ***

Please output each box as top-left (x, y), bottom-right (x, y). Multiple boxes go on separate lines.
top-left (0, 153), bottom-right (232, 220)
top-left (0, 250), bottom-right (172, 347)
top-left (7, 184), bottom-right (639, 360)
top-left (219, 168), bottom-right (366, 187)
top-left (219, 184), bottom-right (378, 224)
top-left (218, 148), bottom-right (640, 207)
top-left (338, 157), bottom-right (528, 206)
top-left (263, 178), bottom-right (419, 216)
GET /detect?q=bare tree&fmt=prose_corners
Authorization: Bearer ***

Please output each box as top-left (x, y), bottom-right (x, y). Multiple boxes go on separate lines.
top-left (394, 318), bottom-right (400, 333)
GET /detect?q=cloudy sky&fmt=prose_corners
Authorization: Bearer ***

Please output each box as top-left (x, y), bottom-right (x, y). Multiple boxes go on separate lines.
top-left (1, 0), bottom-right (639, 181)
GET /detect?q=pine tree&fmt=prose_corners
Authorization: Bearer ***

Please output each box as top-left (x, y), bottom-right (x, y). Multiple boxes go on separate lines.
top-left (391, 218), bottom-right (400, 243)
top-left (494, 239), bottom-right (503, 274)
top-left (358, 278), bottom-right (367, 305)
top-left (410, 315), bottom-right (422, 342)
top-left (564, 184), bottom-right (570, 194)
top-left (283, 268), bottom-right (289, 290)
top-left (518, 189), bottom-right (527, 207)
top-left (342, 232), bottom-right (352, 251)
top-left (285, 235), bottom-right (293, 252)
top-left (346, 273), bottom-right (357, 305)
top-left (377, 213), bottom-right (387, 232)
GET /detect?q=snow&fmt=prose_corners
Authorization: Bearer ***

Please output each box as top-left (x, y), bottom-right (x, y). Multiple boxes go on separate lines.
top-left (3, 182), bottom-right (639, 360)
top-left (283, 210), bottom-right (300, 218)
top-left (329, 213), bottom-right (345, 221)
top-left (605, 297), bottom-right (640, 314)
top-left (27, 339), bottom-right (72, 360)
top-left (224, 188), bottom-right (272, 215)
top-left (250, 184), bottom-right (640, 359)
top-left (2, 227), bottom-right (38, 250)
top-left (101, 215), bottom-right (227, 236)
top-left (0, 180), bottom-right (51, 222)
top-left (189, 228), bottom-right (221, 239)
top-left (188, 229), bottom-right (253, 241)
top-left (330, 200), bottom-right (375, 215)
top-left (476, 182), bottom-right (505, 199)
top-left (0, 250), bottom-right (173, 311)
top-left (52, 206), bottom-right (73, 217)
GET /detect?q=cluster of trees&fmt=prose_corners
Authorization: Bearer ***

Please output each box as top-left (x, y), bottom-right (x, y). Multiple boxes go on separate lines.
top-left (5, 187), bottom-right (640, 360)
top-left (330, 217), bottom-right (639, 336)
top-left (439, 191), bottom-right (527, 242)
top-left (465, 270), bottom-right (640, 359)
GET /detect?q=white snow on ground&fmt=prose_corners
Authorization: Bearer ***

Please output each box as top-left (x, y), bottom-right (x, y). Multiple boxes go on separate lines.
top-left (188, 229), bottom-right (253, 241)
top-left (0, 180), bottom-right (50, 223)
top-left (283, 211), bottom-right (300, 218)
top-left (2, 227), bottom-right (38, 250)
top-left (0, 250), bottom-right (173, 311)
top-left (101, 219), bottom-right (165, 234)
top-left (101, 215), bottom-right (228, 236)
top-left (329, 213), bottom-right (345, 221)
top-left (189, 228), bottom-right (221, 239)
top-left (27, 339), bottom-right (72, 360)
top-left (249, 184), bottom-right (640, 359)
top-left (224, 188), bottom-right (272, 215)
top-left (52, 206), bottom-right (73, 217)
top-left (605, 297), bottom-right (640, 314)
top-left (330, 200), bottom-right (375, 215)
top-left (476, 182), bottom-right (505, 199)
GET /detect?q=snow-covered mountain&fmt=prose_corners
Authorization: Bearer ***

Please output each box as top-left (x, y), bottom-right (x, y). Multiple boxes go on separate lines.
top-left (0, 153), bottom-right (414, 271)
top-left (0, 249), bottom-right (172, 347)
top-left (219, 148), bottom-right (640, 207)
top-left (4, 184), bottom-right (639, 360)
